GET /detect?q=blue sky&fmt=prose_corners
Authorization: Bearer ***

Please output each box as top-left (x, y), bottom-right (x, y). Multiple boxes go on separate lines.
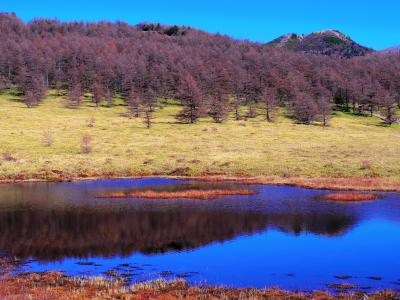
top-left (1, 0), bottom-right (399, 50)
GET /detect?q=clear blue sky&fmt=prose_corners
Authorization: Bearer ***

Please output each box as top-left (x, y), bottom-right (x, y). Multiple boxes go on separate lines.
top-left (1, 0), bottom-right (399, 50)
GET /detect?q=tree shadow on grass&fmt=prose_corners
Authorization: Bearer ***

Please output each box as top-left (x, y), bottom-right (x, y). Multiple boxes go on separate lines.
top-left (374, 122), bottom-right (397, 128)
top-left (3, 97), bottom-right (24, 104)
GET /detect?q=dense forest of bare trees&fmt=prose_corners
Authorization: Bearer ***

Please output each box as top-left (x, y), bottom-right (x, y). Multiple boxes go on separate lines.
top-left (0, 13), bottom-right (399, 125)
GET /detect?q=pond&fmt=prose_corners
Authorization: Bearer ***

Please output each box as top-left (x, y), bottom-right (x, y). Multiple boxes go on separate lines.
top-left (0, 178), bottom-right (399, 293)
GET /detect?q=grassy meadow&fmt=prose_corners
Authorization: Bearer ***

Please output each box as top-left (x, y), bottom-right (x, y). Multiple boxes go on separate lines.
top-left (0, 90), bottom-right (400, 184)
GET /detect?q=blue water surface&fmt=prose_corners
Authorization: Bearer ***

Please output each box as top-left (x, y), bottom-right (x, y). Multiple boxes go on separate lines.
top-left (0, 178), bottom-right (399, 292)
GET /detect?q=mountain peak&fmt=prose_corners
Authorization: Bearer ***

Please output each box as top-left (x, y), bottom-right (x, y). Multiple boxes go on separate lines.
top-left (314, 29), bottom-right (347, 39)
top-left (268, 30), bottom-right (373, 58)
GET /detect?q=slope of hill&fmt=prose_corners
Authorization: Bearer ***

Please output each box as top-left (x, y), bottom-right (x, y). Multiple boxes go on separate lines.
top-left (268, 30), bottom-right (373, 58)
top-left (381, 45), bottom-right (400, 53)
top-left (0, 91), bottom-right (399, 188)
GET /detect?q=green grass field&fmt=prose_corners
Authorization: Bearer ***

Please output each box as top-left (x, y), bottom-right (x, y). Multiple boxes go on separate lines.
top-left (1, 90), bottom-right (399, 181)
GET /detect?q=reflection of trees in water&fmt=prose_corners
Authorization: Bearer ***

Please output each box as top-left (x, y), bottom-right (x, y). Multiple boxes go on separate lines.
top-left (0, 209), bottom-right (269, 260)
top-left (0, 206), bottom-right (357, 261)
top-left (269, 213), bottom-right (355, 237)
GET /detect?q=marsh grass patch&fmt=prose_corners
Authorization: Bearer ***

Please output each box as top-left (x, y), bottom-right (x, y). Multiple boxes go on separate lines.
top-left (322, 192), bottom-right (378, 202)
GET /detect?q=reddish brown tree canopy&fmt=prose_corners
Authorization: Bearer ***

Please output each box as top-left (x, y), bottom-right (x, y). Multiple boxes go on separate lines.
top-left (0, 13), bottom-right (399, 124)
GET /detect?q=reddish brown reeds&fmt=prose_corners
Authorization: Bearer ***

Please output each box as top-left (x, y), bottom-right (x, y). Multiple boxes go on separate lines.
top-left (3, 173), bottom-right (400, 193)
top-left (98, 189), bottom-right (257, 199)
top-left (0, 273), bottom-right (398, 300)
top-left (323, 192), bottom-right (377, 202)
top-left (184, 175), bottom-right (400, 192)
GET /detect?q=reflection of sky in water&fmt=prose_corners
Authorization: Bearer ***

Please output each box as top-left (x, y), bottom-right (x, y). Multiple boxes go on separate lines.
top-left (1, 178), bottom-right (400, 291)
top-left (25, 220), bottom-right (400, 291)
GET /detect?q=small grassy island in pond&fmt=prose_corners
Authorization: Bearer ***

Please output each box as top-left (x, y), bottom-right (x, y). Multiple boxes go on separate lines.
top-left (97, 188), bottom-right (257, 199)
top-left (323, 192), bottom-right (377, 202)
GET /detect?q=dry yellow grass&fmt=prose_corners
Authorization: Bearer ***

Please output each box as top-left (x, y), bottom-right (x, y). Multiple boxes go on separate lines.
top-left (1, 90), bottom-right (400, 189)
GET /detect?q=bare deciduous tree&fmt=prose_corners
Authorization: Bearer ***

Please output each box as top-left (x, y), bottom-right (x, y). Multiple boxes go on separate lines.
top-left (81, 133), bottom-right (92, 154)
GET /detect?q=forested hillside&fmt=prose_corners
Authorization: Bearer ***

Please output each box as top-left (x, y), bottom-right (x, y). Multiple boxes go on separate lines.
top-left (0, 12), bottom-right (399, 126)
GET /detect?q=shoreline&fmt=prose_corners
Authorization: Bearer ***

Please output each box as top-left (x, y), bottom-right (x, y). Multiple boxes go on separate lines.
top-left (0, 272), bottom-right (397, 300)
top-left (1, 174), bottom-right (400, 192)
